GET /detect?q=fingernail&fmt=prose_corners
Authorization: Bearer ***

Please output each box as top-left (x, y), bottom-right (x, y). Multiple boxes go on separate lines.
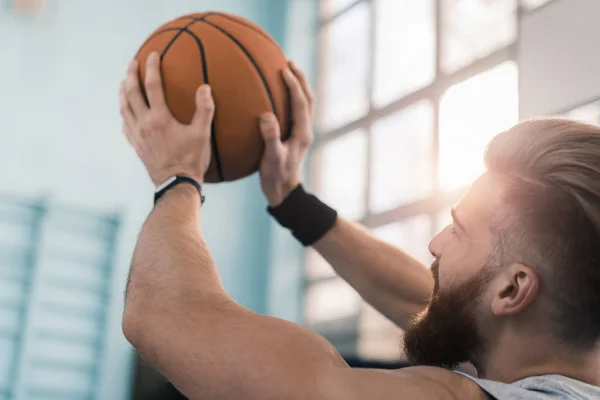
top-left (149, 52), bottom-right (159, 62)
top-left (199, 85), bottom-right (211, 96)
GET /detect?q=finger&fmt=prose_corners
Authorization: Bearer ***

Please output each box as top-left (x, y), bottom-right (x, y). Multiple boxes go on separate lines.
top-left (260, 112), bottom-right (284, 163)
top-left (125, 59), bottom-right (149, 117)
top-left (289, 61), bottom-right (315, 115)
top-left (122, 122), bottom-right (135, 145)
top-left (282, 68), bottom-right (313, 148)
top-left (144, 52), bottom-right (167, 110)
top-left (191, 84), bottom-right (215, 132)
top-left (119, 81), bottom-right (137, 143)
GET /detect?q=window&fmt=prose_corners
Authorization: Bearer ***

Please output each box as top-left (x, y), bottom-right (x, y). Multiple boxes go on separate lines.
top-left (372, 215), bottom-right (433, 266)
top-left (442, 0), bottom-right (517, 73)
top-left (370, 101), bottom-right (434, 212)
top-left (305, 278), bottom-right (361, 325)
top-left (315, 129), bottom-right (368, 220)
top-left (318, 2), bottom-right (370, 130)
top-left (309, 0), bottom-right (523, 361)
top-left (439, 61), bottom-right (519, 191)
top-left (373, 0), bottom-right (436, 106)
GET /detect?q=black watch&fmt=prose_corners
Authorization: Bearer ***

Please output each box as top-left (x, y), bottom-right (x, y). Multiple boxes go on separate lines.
top-left (154, 176), bottom-right (205, 205)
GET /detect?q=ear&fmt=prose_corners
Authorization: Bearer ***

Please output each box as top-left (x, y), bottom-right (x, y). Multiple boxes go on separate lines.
top-left (490, 263), bottom-right (539, 316)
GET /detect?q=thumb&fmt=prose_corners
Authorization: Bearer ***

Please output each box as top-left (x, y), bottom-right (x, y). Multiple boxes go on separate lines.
top-left (260, 113), bottom-right (284, 163)
top-left (191, 84), bottom-right (215, 130)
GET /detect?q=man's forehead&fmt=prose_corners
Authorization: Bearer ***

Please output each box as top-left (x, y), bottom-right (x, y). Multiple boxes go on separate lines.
top-left (454, 173), bottom-right (504, 226)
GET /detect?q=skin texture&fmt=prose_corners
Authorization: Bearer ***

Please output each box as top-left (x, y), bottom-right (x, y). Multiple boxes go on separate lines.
top-left (119, 52), bottom-right (600, 399)
top-left (119, 53), bottom-right (487, 400)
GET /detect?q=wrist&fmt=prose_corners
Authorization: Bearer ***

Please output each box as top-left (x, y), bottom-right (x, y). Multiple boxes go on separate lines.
top-left (154, 175), bottom-right (205, 205)
top-left (266, 180), bottom-right (302, 207)
top-left (169, 183), bottom-right (199, 199)
top-left (153, 169), bottom-right (204, 187)
top-left (267, 185), bottom-right (337, 246)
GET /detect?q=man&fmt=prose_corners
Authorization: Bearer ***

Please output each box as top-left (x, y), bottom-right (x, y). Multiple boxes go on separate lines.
top-left (119, 52), bottom-right (600, 399)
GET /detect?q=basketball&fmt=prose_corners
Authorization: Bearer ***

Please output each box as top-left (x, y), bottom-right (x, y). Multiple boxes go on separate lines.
top-left (135, 12), bottom-right (291, 183)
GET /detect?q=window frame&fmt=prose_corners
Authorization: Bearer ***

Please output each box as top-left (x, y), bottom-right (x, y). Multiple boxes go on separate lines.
top-left (305, 0), bottom-right (538, 359)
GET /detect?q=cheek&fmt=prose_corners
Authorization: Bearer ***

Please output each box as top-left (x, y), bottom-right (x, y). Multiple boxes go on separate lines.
top-left (438, 252), bottom-right (478, 290)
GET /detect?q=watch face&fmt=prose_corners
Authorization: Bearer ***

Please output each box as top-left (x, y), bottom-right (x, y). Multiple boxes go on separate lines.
top-left (155, 176), bottom-right (177, 192)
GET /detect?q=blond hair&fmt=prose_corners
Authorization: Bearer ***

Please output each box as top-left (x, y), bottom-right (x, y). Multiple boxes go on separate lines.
top-left (485, 117), bottom-right (600, 347)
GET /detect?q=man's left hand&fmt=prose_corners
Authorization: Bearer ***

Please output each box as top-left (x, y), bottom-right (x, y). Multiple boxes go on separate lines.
top-left (119, 52), bottom-right (214, 186)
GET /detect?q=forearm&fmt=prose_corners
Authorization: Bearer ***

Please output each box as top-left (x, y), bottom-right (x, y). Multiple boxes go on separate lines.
top-left (123, 184), bottom-right (228, 347)
top-left (313, 218), bottom-right (433, 329)
top-left (123, 185), bottom-right (347, 399)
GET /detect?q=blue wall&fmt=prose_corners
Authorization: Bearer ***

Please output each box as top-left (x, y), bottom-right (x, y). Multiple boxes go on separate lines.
top-left (266, 0), bottom-right (319, 323)
top-left (0, 0), bottom-right (318, 399)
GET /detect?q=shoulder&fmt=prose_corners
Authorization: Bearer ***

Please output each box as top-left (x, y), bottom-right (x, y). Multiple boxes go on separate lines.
top-left (395, 366), bottom-right (490, 400)
top-left (319, 365), bottom-right (490, 400)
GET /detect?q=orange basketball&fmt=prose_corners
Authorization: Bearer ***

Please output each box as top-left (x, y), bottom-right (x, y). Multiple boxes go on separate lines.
top-left (135, 12), bottom-right (291, 183)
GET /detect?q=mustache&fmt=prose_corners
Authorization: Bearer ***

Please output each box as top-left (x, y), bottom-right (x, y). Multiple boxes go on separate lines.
top-left (430, 260), bottom-right (440, 295)
top-left (430, 260), bottom-right (439, 277)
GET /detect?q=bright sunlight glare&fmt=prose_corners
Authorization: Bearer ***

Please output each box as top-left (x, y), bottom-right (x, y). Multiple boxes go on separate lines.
top-left (439, 61), bottom-right (519, 192)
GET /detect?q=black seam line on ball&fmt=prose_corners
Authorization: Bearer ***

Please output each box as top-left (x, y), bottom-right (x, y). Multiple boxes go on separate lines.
top-left (135, 28), bottom-right (182, 59)
top-left (178, 13), bottom-right (278, 46)
top-left (199, 15), bottom-right (291, 142)
top-left (196, 19), bottom-right (279, 120)
top-left (200, 14), bottom-right (292, 142)
top-left (170, 16), bottom-right (291, 142)
top-left (180, 27), bottom-right (225, 182)
top-left (160, 19), bottom-right (199, 61)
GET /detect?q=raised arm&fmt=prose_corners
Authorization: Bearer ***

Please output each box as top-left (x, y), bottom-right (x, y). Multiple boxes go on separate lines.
top-left (259, 63), bottom-right (433, 329)
top-left (118, 53), bottom-right (469, 400)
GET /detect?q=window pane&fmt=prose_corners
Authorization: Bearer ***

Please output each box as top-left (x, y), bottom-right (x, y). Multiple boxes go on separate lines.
top-left (521, 0), bottom-right (553, 11)
top-left (370, 101), bottom-right (434, 212)
top-left (358, 302), bottom-right (404, 361)
top-left (320, 0), bottom-right (360, 18)
top-left (318, 130), bottom-right (368, 220)
top-left (442, 0), bottom-right (517, 73)
top-left (305, 278), bottom-right (361, 324)
top-left (372, 214), bottom-right (433, 265)
top-left (319, 1), bottom-right (370, 130)
top-left (439, 61), bottom-right (518, 191)
top-left (306, 248), bottom-right (335, 280)
top-left (373, 0), bottom-right (435, 106)
top-left (567, 101), bottom-right (600, 126)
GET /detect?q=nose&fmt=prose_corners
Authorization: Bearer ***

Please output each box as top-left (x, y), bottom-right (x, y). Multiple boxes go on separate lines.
top-left (428, 225), bottom-right (450, 259)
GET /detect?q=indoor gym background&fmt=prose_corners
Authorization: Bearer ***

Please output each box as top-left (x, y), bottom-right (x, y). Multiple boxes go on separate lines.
top-left (1, 0), bottom-right (599, 399)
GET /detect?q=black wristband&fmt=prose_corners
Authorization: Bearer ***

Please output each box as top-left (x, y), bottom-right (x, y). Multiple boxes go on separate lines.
top-left (267, 184), bottom-right (337, 246)
top-left (154, 176), bottom-right (205, 205)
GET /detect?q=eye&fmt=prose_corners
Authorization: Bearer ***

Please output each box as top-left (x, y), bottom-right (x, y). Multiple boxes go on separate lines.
top-left (449, 223), bottom-right (458, 236)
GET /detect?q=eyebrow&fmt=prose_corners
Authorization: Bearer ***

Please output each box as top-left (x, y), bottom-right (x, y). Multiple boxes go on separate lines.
top-left (451, 207), bottom-right (468, 234)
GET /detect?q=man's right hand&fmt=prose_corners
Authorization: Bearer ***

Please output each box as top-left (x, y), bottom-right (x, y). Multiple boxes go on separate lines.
top-left (259, 62), bottom-right (315, 207)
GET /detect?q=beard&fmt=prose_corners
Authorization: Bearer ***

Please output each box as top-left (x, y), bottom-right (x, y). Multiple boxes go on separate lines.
top-left (402, 260), bottom-right (494, 369)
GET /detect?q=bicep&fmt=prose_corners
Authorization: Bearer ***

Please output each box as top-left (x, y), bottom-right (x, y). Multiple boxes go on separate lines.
top-left (140, 306), bottom-right (467, 400)
top-left (136, 299), bottom-right (349, 400)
